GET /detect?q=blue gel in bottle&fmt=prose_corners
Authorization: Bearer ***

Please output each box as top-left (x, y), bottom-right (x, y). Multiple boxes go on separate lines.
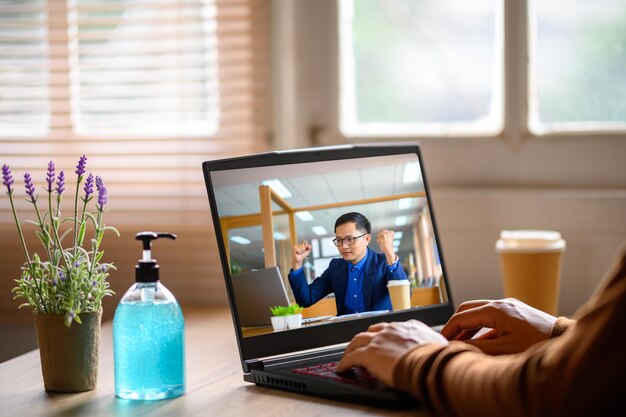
top-left (113, 232), bottom-right (185, 400)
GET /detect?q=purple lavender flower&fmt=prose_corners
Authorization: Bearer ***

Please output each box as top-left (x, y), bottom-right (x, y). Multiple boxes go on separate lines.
top-left (101, 264), bottom-right (107, 272)
top-left (46, 161), bottom-right (55, 193)
top-left (96, 176), bottom-right (107, 209)
top-left (59, 271), bottom-right (67, 282)
top-left (75, 155), bottom-right (87, 177)
top-left (83, 173), bottom-right (94, 200)
top-left (2, 164), bottom-right (13, 194)
top-left (24, 172), bottom-right (36, 200)
top-left (92, 280), bottom-right (97, 287)
top-left (56, 171), bottom-right (65, 195)
top-left (95, 175), bottom-right (103, 191)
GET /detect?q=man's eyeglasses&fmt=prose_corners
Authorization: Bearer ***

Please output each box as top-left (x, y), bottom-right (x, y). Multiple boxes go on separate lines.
top-left (332, 234), bottom-right (368, 247)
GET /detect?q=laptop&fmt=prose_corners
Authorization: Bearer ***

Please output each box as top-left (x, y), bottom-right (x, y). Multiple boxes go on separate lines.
top-left (232, 267), bottom-right (290, 327)
top-left (202, 143), bottom-right (454, 408)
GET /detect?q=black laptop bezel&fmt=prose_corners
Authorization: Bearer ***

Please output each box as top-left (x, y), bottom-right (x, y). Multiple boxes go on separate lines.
top-left (202, 143), bottom-right (454, 372)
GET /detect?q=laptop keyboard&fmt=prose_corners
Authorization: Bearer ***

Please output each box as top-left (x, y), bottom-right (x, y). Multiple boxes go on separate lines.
top-left (291, 361), bottom-right (377, 386)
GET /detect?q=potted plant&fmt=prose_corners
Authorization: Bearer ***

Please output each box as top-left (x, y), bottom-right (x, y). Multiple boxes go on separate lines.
top-left (2, 156), bottom-right (118, 392)
top-left (269, 304), bottom-right (303, 331)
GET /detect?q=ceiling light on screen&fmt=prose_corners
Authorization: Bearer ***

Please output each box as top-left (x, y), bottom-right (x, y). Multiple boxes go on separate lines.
top-left (295, 211), bottom-right (314, 221)
top-left (261, 179), bottom-right (292, 198)
top-left (398, 198), bottom-right (413, 210)
top-left (402, 161), bottom-right (419, 183)
top-left (230, 236), bottom-right (251, 245)
top-left (312, 226), bottom-right (328, 236)
top-left (273, 232), bottom-right (287, 240)
top-left (394, 231), bottom-right (404, 239)
top-left (395, 216), bottom-right (408, 226)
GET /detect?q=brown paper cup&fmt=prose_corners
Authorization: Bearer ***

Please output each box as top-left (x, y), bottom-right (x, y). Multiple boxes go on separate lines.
top-left (387, 280), bottom-right (411, 311)
top-left (496, 230), bottom-right (566, 315)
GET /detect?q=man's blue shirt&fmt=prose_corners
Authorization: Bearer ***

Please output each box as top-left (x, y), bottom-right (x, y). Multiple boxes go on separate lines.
top-left (289, 247), bottom-right (405, 316)
top-left (343, 251), bottom-right (368, 313)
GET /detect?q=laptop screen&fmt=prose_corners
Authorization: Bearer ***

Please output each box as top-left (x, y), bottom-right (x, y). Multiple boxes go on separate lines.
top-left (203, 144), bottom-right (454, 364)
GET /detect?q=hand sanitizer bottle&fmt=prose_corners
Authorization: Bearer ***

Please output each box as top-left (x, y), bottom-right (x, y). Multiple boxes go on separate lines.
top-left (113, 232), bottom-right (185, 400)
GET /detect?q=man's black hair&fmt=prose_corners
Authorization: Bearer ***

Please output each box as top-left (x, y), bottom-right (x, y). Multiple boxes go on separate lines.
top-left (334, 212), bottom-right (371, 234)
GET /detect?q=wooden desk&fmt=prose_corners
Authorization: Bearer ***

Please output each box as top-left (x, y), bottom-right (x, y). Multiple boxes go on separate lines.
top-left (0, 307), bottom-right (432, 417)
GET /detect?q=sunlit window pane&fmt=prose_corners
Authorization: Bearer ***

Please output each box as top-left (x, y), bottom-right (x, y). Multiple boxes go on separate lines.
top-left (70, 0), bottom-right (220, 137)
top-left (0, 0), bottom-right (49, 136)
top-left (339, 0), bottom-right (502, 136)
top-left (530, 0), bottom-right (626, 133)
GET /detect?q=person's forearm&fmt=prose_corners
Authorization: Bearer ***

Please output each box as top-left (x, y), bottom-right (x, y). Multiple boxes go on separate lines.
top-left (394, 246), bottom-right (626, 417)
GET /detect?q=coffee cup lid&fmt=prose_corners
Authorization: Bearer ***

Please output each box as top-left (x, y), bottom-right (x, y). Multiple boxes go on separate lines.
top-left (496, 230), bottom-right (566, 253)
top-left (387, 279), bottom-right (410, 287)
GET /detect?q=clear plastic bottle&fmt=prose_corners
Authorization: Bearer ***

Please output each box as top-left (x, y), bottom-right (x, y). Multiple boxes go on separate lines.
top-left (113, 232), bottom-right (185, 400)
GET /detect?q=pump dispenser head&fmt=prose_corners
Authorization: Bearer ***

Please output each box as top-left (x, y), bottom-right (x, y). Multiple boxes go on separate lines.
top-left (135, 232), bottom-right (177, 282)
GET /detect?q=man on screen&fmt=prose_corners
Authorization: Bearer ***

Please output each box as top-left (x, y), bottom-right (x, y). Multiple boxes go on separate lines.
top-left (288, 212), bottom-right (408, 316)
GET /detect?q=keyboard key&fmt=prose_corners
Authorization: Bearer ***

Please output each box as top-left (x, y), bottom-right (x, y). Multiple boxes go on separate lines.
top-left (291, 362), bottom-right (377, 385)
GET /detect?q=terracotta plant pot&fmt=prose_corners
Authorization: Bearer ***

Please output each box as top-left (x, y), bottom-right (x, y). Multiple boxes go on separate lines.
top-left (33, 310), bottom-right (102, 392)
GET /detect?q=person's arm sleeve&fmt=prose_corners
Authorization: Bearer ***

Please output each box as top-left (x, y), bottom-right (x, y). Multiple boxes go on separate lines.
top-left (393, 246), bottom-right (626, 417)
top-left (550, 316), bottom-right (576, 338)
top-left (385, 255), bottom-right (401, 273)
top-left (288, 266), bottom-right (332, 308)
top-left (385, 256), bottom-right (407, 281)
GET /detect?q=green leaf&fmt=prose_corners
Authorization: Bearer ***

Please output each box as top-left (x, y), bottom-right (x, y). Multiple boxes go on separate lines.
top-left (77, 220), bottom-right (87, 246)
top-left (103, 225), bottom-right (121, 237)
top-left (94, 251), bottom-right (104, 264)
top-left (269, 305), bottom-right (287, 316)
top-left (270, 304), bottom-right (303, 316)
top-left (85, 212), bottom-right (98, 228)
top-left (35, 230), bottom-right (50, 247)
top-left (58, 228), bottom-right (72, 243)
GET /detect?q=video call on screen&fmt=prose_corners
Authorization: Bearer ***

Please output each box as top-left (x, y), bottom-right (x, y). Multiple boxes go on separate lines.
top-left (211, 153), bottom-right (448, 337)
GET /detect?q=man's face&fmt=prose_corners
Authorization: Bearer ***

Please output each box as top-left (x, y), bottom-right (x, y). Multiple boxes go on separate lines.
top-left (335, 221), bottom-right (371, 264)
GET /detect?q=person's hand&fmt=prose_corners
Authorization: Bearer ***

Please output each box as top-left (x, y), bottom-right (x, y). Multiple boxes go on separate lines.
top-left (292, 241), bottom-right (312, 270)
top-left (376, 230), bottom-right (396, 264)
top-left (441, 298), bottom-right (558, 355)
top-left (336, 320), bottom-right (449, 387)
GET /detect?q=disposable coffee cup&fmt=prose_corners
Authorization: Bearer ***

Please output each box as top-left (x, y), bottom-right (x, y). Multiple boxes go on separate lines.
top-left (387, 280), bottom-right (411, 311)
top-left (496, 230), bottom-right (566, 315)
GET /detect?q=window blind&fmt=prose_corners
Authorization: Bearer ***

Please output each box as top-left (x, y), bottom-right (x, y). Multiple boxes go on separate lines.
top-left (0, 0), bottom-right (271, 322)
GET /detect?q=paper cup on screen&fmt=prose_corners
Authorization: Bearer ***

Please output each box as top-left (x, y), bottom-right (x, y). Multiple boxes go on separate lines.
top-left (387, 280), bottom-right (411, 311)
top-left (496, 230), bottom-right (566, 315)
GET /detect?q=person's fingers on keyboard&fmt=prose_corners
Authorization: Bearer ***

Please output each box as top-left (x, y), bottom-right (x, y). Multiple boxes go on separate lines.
top-left (342, 331), bottom-right (376, 356)
top-left (336, 346), bottom-right (368, 374)
top-left (440, 304), bottom-right (497, 341)
top-left (367, 322), bottom-right (389, 332)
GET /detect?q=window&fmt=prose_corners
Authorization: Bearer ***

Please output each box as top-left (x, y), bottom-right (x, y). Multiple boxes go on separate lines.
top-left (1, 0), bottom-right (220, 137)
top-left (340, 0), bottom-right (502, 137)
top-left (69, 1), bottom-right (220, 137)
top-left (0, 0), bottom-right (271, 322)
top-left (339, 0), bottom-right (626, 137)
top-left (0, 0), bottom-right (270, 220)
top-left (0, 0), bottom-right (49, 136)
top-left (529, 0), bottom-right (626, 133)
